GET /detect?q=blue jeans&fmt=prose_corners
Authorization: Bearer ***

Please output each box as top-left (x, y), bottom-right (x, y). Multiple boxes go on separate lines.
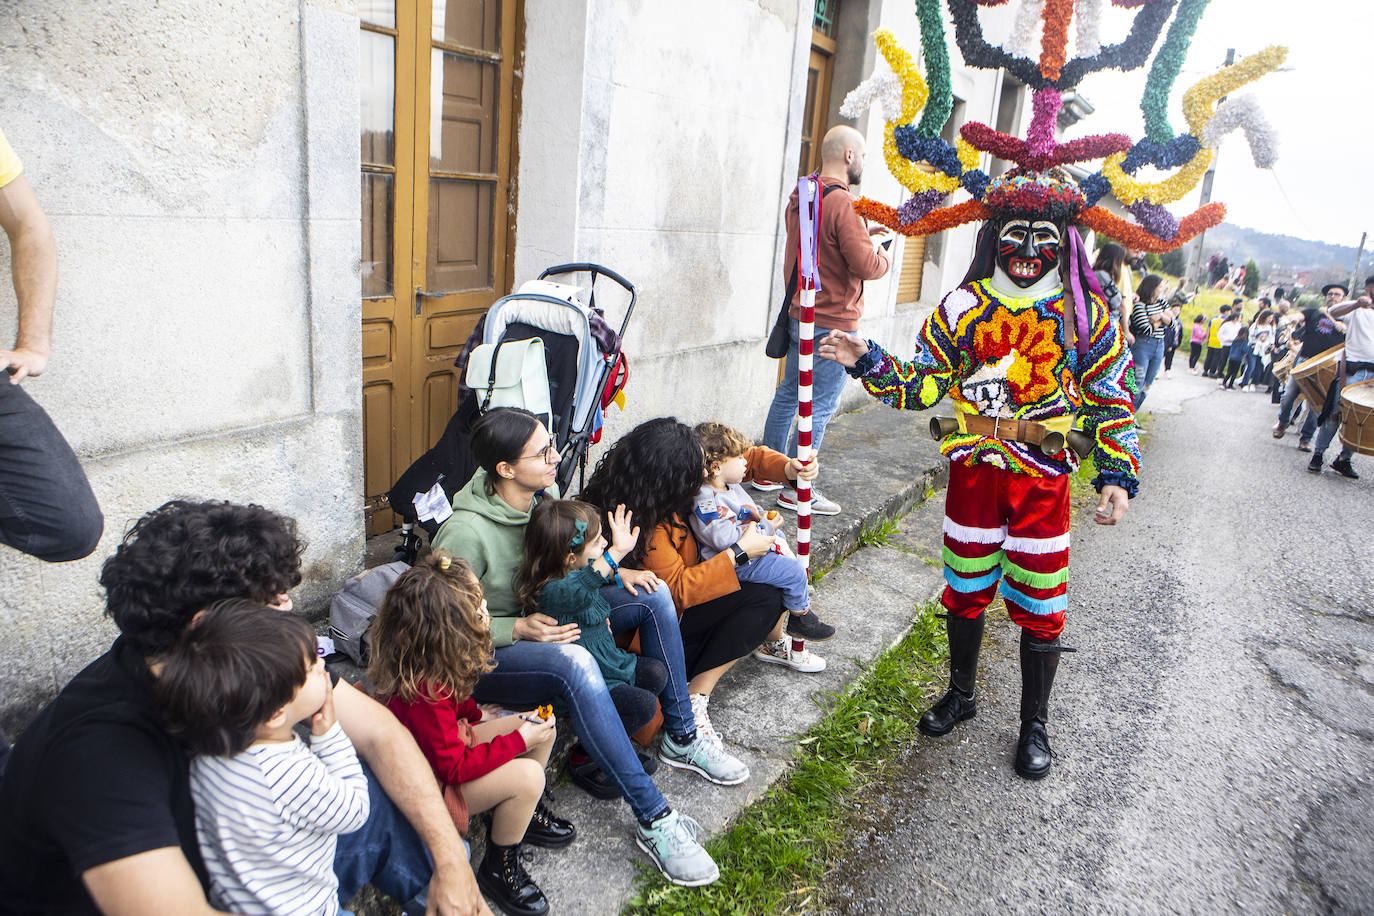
top-left (471, 586), bottom-right (693, 821)
top-left (762, 318), bottom-right (850, 459)
top-left (603, 585), bottom-right (694, 737)
top-left (737, 549), bottom-right (809, 612)
top-left (1241, 352), bottom-right (1266, 387)
top-left (1313, 367), bottom-right (1374, 458)
top-left (1278, 357), bottom-right (1321, 441)
top-left (0, 381), bottom-right (103, 561)
top-left (334, 763), bottom-right (437, 909)
top-left (1129, 336), bottom-right (1165, 407)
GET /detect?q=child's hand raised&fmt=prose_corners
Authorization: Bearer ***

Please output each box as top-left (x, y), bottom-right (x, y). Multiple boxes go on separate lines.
top-left (310, 666), bottom-right (336, 737)
top-left (607, 504), bottom-right (640, 557)
top-left (517, 712), bottom-right (556, 748)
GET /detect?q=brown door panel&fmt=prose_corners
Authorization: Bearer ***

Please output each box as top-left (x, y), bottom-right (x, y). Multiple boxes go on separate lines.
top-left (361, 0), bottom-right (519, 536)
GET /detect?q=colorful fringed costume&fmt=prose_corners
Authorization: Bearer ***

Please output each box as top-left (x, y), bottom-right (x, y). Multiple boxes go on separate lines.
top-left (835, 0), bottom-right (1284, 780)
top-left (849, 277), bottom-right (1140, 641)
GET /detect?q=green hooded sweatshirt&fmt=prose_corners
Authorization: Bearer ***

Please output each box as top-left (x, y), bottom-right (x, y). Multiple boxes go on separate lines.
top-left (430, 469), bottom-right (559, 648)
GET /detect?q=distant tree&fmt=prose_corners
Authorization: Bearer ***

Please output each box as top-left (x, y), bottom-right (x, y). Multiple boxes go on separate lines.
top-left (1243, 259), bottom-right (1260, 297)
top-left (1160, 247), bottom-right (1187, 277)
top-left (1146, 252), bottom-right (1163, 272)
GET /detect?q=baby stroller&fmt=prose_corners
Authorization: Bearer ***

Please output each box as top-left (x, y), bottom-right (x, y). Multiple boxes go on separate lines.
top-left (387, 263), bottom-right (636, 562)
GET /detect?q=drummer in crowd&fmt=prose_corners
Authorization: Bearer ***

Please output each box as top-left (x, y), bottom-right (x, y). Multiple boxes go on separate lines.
top-left (1273, 284), bottom-right (1349, 449)
top-left (1305, 276), bottom-right (1374, 478)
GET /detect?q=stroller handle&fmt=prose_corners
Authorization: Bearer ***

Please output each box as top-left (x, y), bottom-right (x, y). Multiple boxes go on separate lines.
top-left (538, 262), bottom-right (637, 337)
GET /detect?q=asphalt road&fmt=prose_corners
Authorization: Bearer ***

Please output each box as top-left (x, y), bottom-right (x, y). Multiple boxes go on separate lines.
top-left (825, 369), bottom-right (1374, 914)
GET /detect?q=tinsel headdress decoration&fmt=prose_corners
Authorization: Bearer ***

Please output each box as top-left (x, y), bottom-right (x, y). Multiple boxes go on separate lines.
top-left (839, 0), bottom-right (1286, 253)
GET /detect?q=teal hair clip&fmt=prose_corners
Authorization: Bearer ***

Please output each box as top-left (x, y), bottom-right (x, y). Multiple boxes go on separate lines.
top-left (569, 518), bottom-right (587, 549)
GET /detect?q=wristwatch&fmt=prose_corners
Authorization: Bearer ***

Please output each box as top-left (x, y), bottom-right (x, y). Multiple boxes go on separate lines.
top-left (730, 543), bottom-right (748, 567)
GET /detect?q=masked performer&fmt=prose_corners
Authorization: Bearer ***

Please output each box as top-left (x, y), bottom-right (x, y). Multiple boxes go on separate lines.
top-left (821, 0), bottom-right (1285, 778)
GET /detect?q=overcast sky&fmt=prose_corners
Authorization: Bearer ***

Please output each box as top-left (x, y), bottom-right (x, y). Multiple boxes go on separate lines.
top-left (1050, 0), bottom-right (1370, 248)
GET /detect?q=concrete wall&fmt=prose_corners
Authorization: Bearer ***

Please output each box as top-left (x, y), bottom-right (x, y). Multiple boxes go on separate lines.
top-left (513, 0), bottom-right (808, 450)
top-left (0, 0), bottom-right (364, 732)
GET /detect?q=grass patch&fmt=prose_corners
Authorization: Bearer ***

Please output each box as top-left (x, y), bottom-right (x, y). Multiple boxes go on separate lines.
top-left (856, 517), bottom-right (900, 549)
top-left (622, 601), bottom-right (949, 916)
top-left (1182, 287), bottom-right (1262, 325)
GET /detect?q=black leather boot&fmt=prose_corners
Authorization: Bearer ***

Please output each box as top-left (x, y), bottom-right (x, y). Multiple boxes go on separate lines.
top-left (522, 798), bottom-right (576, 848)
top-left (475, 842), bottom-right (549, 916)
top-left (918, 614), bottom-right (985, 737)
top-left (1014, 631), bottom-right (1065, 780)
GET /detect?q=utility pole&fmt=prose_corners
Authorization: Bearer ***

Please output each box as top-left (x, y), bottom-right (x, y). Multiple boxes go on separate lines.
top-left (1348, 231), bottom-right (1367, 295)
top-left (1187, 47), bottom-right (1235, 289)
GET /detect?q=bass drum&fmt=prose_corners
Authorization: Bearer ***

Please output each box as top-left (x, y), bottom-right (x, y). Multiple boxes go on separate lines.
top-left (1338, 379), bottom-right (1374, 456)
top-left (1291, 344), bottom-right (1344, 409)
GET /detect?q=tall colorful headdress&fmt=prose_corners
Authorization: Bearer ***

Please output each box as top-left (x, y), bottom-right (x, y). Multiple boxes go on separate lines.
top-left (839, 0), bottom-right (1286, 252)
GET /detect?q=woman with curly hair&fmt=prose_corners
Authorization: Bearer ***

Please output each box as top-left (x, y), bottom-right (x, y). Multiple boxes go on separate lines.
top-left (368, 551), bottom-right (570, 914)
top-left (428, 407), bottom-right (738, 888)
top-left (577, 417), bottom-right (823, 737)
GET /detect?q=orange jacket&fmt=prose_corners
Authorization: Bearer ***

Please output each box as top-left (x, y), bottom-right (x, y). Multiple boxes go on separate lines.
top-left (640, 447), bottom-right (792, 612)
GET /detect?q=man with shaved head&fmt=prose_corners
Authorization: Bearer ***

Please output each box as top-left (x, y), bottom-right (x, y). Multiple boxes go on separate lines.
top-left (757, 124), bottom-right (891, 532)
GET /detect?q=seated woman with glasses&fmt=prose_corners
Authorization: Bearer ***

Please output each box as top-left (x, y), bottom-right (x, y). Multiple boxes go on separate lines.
top-left (428, 407), bottom-right (745, 887)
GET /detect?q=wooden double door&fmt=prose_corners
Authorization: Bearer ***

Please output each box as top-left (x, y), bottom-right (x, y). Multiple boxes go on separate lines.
top-left (360, 1), bottom-right (519, 534)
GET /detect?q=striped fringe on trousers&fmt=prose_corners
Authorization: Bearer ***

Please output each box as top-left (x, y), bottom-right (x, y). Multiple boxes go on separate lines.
top-left (940, 460), bottom-right (1071, 641)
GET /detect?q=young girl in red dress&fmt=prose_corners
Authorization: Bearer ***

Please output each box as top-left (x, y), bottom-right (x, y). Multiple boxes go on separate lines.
top-left (367, 551), bottom-right (574, 916)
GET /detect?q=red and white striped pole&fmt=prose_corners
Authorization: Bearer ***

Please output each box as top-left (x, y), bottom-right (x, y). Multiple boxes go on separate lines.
top-left (793, 175), bottom-right (822, 657)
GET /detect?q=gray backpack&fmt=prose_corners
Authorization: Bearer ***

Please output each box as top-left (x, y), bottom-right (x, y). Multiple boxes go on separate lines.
top-left (328, 561), bottom-right (409, 665)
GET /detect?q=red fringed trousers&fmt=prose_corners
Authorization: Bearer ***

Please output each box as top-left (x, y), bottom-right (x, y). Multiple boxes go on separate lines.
top-left (940, 461), bottom-right (1071, 641)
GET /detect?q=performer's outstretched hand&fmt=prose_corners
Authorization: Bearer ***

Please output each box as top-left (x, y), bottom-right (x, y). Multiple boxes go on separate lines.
top-left (818, 330), bottom-right (868, 368)
top-left (1093, 485), bottom-right (1129, 525)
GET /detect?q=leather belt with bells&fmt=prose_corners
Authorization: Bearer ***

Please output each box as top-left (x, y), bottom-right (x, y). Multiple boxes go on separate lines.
top-left (962, 414), bottom-right (1052, 447)
top-left (929, 414), bottom-right (1090, 458)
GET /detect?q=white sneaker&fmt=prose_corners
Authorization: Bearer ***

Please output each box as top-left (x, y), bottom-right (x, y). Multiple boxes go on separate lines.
top-left (750, 477), bottom-right (784, 492)
top-left (660, 729), bottom-right (750, 785)
top-left (777, 488), bottom-right (841, 515)
top-left (635, 810), bottom-right (719, 887)
top-left (689, 693), bottom-right (719, 743)
top-left (754, 637), bottom-right (827, 672)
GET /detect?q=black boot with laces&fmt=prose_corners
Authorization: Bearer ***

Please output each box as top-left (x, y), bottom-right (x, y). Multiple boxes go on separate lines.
top-left (918, 614), bottom-right (985, 737)
top-left (522, 799), bottom-right (576, 848)
top-left (476, 842), bottom-right (548, 916)
top-left (1015, 631), bottom-right (1067, 780)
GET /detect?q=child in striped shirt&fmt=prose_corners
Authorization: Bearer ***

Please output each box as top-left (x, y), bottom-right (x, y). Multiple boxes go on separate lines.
top-left (157, 600), bottom-right (369, 916)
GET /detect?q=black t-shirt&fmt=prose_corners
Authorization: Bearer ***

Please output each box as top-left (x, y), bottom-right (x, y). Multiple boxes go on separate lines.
top-left (0, 637), bottom-right (207, 914)
top-left (1299, 307), bottom-right (1346, 359)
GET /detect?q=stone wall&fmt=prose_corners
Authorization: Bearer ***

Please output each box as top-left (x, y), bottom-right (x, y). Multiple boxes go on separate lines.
top-left (0, 0), bottom-right (364, 732)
